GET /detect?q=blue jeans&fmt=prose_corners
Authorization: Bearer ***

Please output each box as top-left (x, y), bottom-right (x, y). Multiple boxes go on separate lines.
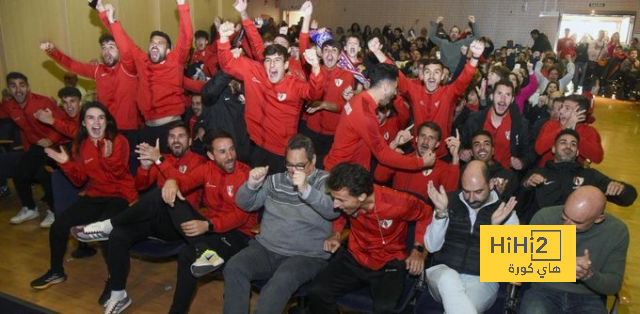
top-left (520, 285), bottom-right (607, 314)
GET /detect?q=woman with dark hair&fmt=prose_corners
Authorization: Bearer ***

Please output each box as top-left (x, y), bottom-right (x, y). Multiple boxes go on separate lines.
top-left (350, 22), bottom-right (361, 36)
top-left (362, 25), bottom-right (372, 43)
top-left (30, 102), bottom-right (137, 292)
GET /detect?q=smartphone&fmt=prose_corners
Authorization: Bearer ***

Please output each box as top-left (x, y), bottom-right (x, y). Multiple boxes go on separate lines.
top-left (88, 0), bottom-right (98, 9)
top-left (436, 51), bottom-right (441, 60)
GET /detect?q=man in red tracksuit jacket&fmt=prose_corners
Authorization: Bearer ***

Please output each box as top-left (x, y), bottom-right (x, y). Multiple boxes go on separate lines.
top-left (217, 21), bottom-right (324, 174)
top-left (535, 94), bottom-right (603, 166)
top-left (307, 162), bottom-right (432, 313)
top-left (104, 0), bottom-right (192, 150)
top-left (4, 72), bottom-right (67, 226)
top-left (369, 37), bottom-right (485, 158)
top-left (33, 87), bottom-right (82, 140)
top-left (40, 31), bottom-right (139, 144)
top-left (134, 122), bottom-right (205, 210)
top-left (323, 63), bottom-right (432, 172)
top-left (375, 122), bottom-right (460, 200)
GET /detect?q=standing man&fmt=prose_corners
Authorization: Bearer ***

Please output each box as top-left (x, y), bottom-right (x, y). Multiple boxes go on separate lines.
top-left (429, 15), bottom-right (480, 72)
top-left (307, 162), bottom-right (432, 313)
top-left (4, 72), bottom-right (66, 226)
top-left (521, 186), bottom-right (628, 314)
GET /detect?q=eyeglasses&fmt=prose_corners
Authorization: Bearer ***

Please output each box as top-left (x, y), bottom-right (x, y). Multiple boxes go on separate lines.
top-left (284, 160), bottom-right (310, 171)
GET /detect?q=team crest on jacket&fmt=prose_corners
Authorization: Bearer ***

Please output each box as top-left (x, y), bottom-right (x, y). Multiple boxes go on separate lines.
top-left (179, 165), bottom-right (187, 173)
top-left (422, 169), bottom-right (433, 176)
top-left (573, 176), bottom-right (584, 187)
top-left (335, 79), bottom-right (343, 87)
top-left (505, 131), bottom-right (511, 140)
top-left (345, 103), bottom-right (352, 115)
top-left (379, 219), bottom-right (393, 229)
top-left (277, 93), bottom-right (287, 101)
top-left (434, 101), bottom-right (441, 108)
top-left (383, 132), bottom-right (389, 140)
top-left (227, 185), bottom-right (234, 197)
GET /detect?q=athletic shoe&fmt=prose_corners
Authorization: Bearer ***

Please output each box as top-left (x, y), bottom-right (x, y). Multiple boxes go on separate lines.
top-left (104, 295), bottom-right (132, 314)
top-left (98, 279), bottom-right (112, 307)
top-left (70, 221), bottom-right (110, 242)
top-left (39, 210), bottom-right (55, 228)
top-left (71, 242), bottom-right (97, 259)
top-left (10, 207), bottom-right (39, 224)
top-left (30, 270), bottom-right (67, 289)
top-left (190, 249), bottom-right (225, 278)
top-left (0, 186), bottom-right (10, 198)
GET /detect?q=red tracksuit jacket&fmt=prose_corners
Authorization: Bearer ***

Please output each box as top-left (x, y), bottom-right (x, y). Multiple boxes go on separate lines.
top-left (374, 159), bottom-right (460, 198)
top-left (378, 95), bottom-right (411, 144)
top-left (218, 40), bottom-right (324, 156)
top-left (3, 93), bottom-right (67, 150)
top-left (535, 120), bottom-right (604, 166)
top-left (396, 62), bottom-right (476, 157)
top-left (136, 150), bottom-right (205, 209)
top-left (166, 161), bottom-right (257, 237)
top-left (333, 185), bottom-right (433, 270)
top-left (304, 66), bottom-right (355, 135)
top-left (59, 134), bottom-right (138, 203)
top-left (109, 3), bottom-right (192, 122)
top-left (45, 39), bottom-right (139, 130)
top-left (51, 114), bottom-right (79, 139)
top-left (323, 92), bottom-right (426, 171)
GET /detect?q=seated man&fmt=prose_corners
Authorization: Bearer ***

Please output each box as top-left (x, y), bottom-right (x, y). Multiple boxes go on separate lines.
top-left (223, 134), bottom-right (339, 314)
top-left (424, 160), bottom-right (519, 313)
top-left (374, 121), bottom-right (460, 199)
top-left (469, 130), bottom-right (519, 199)
top-left (307, 162), bottom-right (432, 313)
top-left (521, 129), bottom-right (636, 222)
top-left (521, 186), bottom-right (629, 314)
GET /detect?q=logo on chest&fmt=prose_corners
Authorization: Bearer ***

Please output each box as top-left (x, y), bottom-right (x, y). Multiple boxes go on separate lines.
top-left (379, 219), bottom-right (393, 229)
top-left (226, 185), bottom-right (234, 197)
top-left (179, 165), bottom-right (188, 173)
top-left (505, 131), bottom-right (511, 140)
top-left (345, 103), bottom-right (352, 115)
top-left (573, 176), bottom-right (584, 188)
top-left (277, 93), bottom-right (287, 101)
top-left (383, 132), bottom-right (389, 140)
top-left (335, 79), bottom-right (343, 87)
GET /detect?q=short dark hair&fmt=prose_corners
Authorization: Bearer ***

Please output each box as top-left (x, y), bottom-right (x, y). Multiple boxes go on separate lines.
top-left (58, 87), bottom-right (82, 100)
top-left (273, 34), bottom-right (291, 47)
top-left (346, 34), bottom-right (362, 44)
top-left (6, 72), bottom-right (28, 85)
top-left (321, 39), bottom-right (343, 52)
top-left (150, 30), bottom-right (172, 49)
top-left (564, 94), bottom-right (590, 112)
top-left (204, 129), bottom-right (235, 153)
top-left (167, 120), bottom-right (190, 138)
top-left (417, 121), bottom-right (442, 141)
top-left (472, 130), bottom-right (493, 145)
top-left (530, 29), bottom-right (540, 35)
top-left (494, 79), bottom-right (514, 94)
top-left (420, 58), bottom-right (444, 68)
top-left (547, 66), bottom-right (561, 75)
top-left (327, 162), bottom-right (374, 197)
top-left (555, 128), bottom-right (580, 144)
top-left (368, 63), bottom-right (398, 88)
top-left (194, 30), bottom-right (209, 41)
top-left (99, 33), bottom-right (115, 45)
top-left (263, 43), bottom-right (289, 60)
top-left (286, 133), bottom-right (315, 161)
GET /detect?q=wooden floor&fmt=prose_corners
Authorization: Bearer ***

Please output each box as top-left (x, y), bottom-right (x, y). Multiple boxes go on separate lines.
top-left (0, 96), bottom-right (639, 314)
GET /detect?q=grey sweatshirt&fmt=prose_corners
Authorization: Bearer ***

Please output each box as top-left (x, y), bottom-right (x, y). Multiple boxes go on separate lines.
top-left (429, 22), bottom-right (481, 72)
top-left (235, 169), bottom-right (339, 259)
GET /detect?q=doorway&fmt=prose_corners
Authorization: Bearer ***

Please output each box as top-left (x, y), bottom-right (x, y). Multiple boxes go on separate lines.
top-left (558, 13), bottom-right (636, 45)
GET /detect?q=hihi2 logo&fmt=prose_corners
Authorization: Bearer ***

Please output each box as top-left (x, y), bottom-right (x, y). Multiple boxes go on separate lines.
top-left (480, 226), bottom-right (576, 282)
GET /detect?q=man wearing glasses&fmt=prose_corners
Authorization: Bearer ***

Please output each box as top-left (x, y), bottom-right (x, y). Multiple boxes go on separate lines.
top-left (224, 134), bottom-right (340, 314)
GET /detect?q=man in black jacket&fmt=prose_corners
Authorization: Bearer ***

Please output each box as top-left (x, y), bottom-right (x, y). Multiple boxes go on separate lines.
top-left (468, 130), bottom-right (519, 199)
top-left (461, 80), bottom-right (535, 174)
top-left (519, 129), bottom-right (636, 222)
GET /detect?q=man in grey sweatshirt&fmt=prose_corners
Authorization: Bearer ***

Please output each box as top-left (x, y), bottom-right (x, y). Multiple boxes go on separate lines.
top-left (224, 134), bottom-right (339, 314)
top-left (429, 15), bottom-right (480, 72)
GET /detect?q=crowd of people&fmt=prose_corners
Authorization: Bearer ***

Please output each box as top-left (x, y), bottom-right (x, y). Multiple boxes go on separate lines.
top-left (0, 0), bottom-right (638, 313)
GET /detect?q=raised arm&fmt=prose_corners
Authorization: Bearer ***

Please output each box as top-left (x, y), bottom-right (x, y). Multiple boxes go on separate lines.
top-left (174, 0), bottom-right (194, 63)
top-left (41, 41), bottom-right (98, 79)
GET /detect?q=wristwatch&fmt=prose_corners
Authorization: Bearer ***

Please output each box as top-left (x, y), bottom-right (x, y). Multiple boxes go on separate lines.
top-left (435, 209), bottom-right (449, 220)
top-left (413, 245), bottom-right (425, 253)
top-left (207, 220), bottom-right (214, 232)
top-left (155, 156), bottom-right (165, 165)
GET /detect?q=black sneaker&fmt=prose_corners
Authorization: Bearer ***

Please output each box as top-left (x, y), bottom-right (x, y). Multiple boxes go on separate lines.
top-left (30, 270), bottom-right (67, 290)
top-left (99, 279), bottom-right (112, 306)
top-left (71, 242), bottom-right (97, 259)
top-left (0, 186), bottom-right (10, 198)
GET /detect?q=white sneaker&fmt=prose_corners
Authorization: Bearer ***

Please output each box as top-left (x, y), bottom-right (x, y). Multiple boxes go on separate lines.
top-left (40, 210), bottom-right (55, 228)
top-left (10, 207), bottom-right (39, 224)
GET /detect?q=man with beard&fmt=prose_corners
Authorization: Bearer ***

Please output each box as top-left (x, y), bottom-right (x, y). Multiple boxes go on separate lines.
top-left (374, 122), bottom-right (460, 199)
top-left (424, 160), bottom-right (519, 313)
top-left (461, 80), bottom-right (535, 173)
top-left (41, 1), bottom-right (139, 146)
top-left (368, 37), bottom-right (484, 158)
top-left (104, 0), bottom-right (192, 151)
top-left (71, 129), bottom-right (253, 313)
top-left (520, 129), bottom-right (636, 222)
top-left (535, 94), bottom-right (603, 166)
top-left (323, 63), bottom-right (434, 171)
top-left (469, 130), bottom-right (519, 199)
top-left (33, 87), bottom-right (83, 140)
top-left (3, 72), bottom-right (66, 226)
top-left (429, 15), bottom-right (481, 72)
top-left (217, 20), bottom-right (324, 174)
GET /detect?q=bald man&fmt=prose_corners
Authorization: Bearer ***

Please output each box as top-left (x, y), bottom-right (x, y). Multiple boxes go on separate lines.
top-left (521, 186), bottom-right (629, 314)
top-left (424, 160), bottom-right (519, 313)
